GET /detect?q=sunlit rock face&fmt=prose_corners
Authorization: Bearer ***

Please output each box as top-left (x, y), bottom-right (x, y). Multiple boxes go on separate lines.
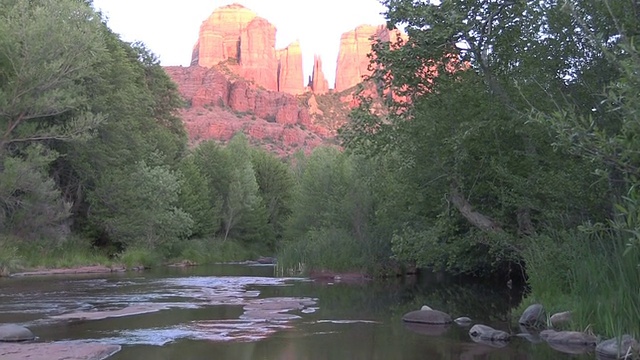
top-left (334, 24), bottom-right (407, 92)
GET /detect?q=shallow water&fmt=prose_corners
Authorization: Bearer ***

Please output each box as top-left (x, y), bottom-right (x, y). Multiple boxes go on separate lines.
top-left (0, 264), bottom-right (593, 359)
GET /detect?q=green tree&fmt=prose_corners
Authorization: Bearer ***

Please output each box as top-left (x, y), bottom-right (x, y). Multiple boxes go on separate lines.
top-left (88, 161), bottom-right (193, 251)
top-left (178, 155), bottom-right (220, 238)
top-left (0, 0), bottom-right (105, 157)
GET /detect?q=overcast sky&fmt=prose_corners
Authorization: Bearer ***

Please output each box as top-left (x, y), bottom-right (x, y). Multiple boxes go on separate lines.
top-left (91, 0), bottom-right (388, 87)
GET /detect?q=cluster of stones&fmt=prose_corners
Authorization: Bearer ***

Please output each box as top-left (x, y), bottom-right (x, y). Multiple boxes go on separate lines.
top-left (401, 303), bottom-right (639, 359)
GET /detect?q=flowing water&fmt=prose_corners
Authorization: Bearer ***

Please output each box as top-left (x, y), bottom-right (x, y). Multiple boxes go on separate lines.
top-left (0, 264), bottom-right (593, 359)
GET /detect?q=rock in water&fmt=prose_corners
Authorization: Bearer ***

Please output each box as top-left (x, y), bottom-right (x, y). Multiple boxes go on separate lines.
top-left (596, 335), bottom-right (639, 359)
top-left (540, 329), bottom-right (597, 345)
top-left (402, 309), bottom-right (452, 324)
top-left (420, 305), bottom-right (433, 311)
top-left (468, 324), bottom-right (511, 342)
top-left (519, 303), bottom-right (546, 328)
top-left (454, 316), bottom-right (473, 325)
top-left (0, 324), bottom-right (35, 342)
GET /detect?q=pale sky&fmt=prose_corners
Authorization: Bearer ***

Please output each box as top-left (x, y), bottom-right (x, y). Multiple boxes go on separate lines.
top-left (91, 0), bottom-right (388, 87)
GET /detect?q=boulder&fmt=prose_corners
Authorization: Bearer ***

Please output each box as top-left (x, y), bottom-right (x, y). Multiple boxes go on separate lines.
top-left (540, 329), bottom-right (597, 345)
top-left (596, 335), bottom-right (639, 359)
top-left (402, 309), bottom-right (452, 325)
top-left (519, 303), bottom-right (546, 328)
top-left (468, 324), bottom-right (511, 342)
top-left (0, 324), bottom-right (35, 342)
top-left (420, 305), bottom-right (432, 311)
top-left (550, 311), bottom-right (572, 328)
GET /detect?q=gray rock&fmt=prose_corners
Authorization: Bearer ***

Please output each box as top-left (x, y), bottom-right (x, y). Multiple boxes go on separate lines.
top-left (454, 316), bottom-right (472, 325)
top-left (0, 324), bottom-right (35, 342)
top-left (420, 305), bottom-right (433, 311)
top-left (519, 303), bottom-right (546, 328)
top-left (540, 329), bottom-right (597, 345)
top-left (402, 309), bottom-right (452, 325)
top-left (550, 311), bottom-right (572, 327)
top-left (469, 324), bottom-right (511, 342)
top-left (596, 335), bottom-right (638, 359)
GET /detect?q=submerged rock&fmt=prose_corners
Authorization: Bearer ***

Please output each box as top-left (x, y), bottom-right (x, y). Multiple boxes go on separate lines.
top-left (519, 303), bottom-right (546, 328)
top-left (0, 324), bottom-right (35, 342)
top-left (550, 311), bottom-right (572, 328)
top-left (596, 335), bottom-right (639, 359)
top-left (402, 309), bottom-right (452, 325)
top-left (540, 329), bottom-right (597, 345)
top-left (516, 324), bottom-right (544, 344)
top-left (0, 342), bottom-right (121, 360)
top-left (469, 324), bottom-right (510, 342)
top-left (454, 316), bottom-right (473, 326)
top-left (403, 322), bottom-right (451, 336)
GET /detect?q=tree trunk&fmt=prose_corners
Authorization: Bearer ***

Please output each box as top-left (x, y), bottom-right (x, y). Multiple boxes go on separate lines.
top-left (449, 184), bottom-right (502, 232)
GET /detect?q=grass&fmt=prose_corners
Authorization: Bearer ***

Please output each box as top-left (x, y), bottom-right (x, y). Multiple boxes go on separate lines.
top-left (521, 228), bottom-right (640, 341)
top-left (169, 238), bottom-right (258, 265)
top-left (276, 228), bottom-right (371, 276)
top-left (8, 235), bottom-right (112, 271)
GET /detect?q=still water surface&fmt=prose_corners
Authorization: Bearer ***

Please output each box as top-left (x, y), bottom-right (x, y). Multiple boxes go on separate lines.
top-left (0, 264), bottom-right (592, 359)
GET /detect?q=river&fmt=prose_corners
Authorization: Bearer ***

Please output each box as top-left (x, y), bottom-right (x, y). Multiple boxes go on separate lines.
top-left (0, 264), bottom-right (593, 359)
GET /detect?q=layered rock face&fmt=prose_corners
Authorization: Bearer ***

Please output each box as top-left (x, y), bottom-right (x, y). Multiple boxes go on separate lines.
top-left (239, 17), bottom-right (278, 91)
top-left (334, 24), bottom-right (406, 92)
top-left (191, 4), bottom-right (305, 94)
top-left (277, 41), bottom-right (304, 94)
top-left (191, 4), bottom-right (257, 67)
top-left (165, 65), bottom-right (328, 156)
top-left (311, 55), bottom-right (329, 94)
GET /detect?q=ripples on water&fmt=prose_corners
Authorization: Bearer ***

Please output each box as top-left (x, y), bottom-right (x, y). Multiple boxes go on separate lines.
top-left (0, 265), bottom-right (595, 359)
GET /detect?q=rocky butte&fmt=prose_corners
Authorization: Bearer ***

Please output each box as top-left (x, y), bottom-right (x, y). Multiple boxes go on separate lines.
top-left (169, 3), bottom-right (406, 156)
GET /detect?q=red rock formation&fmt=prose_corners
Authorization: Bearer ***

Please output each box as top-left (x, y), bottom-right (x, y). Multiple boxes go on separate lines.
top-left (277, 41), bottom-right (304, 95)
top-left (164, 65), bottom-right (329, 156)
top-left (239, 17), bottom-right (278, 91)
top-left (311, 55), bottom-right (329, 94)
top-left (334, 25), bottom-right (406, 92)
top-left (191, 4), bottom-right (257, 67)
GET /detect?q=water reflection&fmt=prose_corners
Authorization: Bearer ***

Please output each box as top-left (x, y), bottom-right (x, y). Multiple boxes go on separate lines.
top-left (0, 265), bottom-right (593, 359)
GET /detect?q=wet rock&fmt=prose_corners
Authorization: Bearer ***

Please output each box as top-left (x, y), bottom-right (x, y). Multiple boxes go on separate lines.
top-left (469, 324), bottom-right (511, 342)
top-left (403, 322), bottom-right (451, 336)
top-left (519, 303), bottom-right (546, 328)
top-left (402, 309), bottom-right (452, 325)
top-left (540, 329), bottom-right (597, 345)
top-left (454, 316), bottom-right (472, 326)
top-left (0, 342), bottom-right (121, 360)
top-left (0, 324), bottom-right (35, 342)
top-left (596, 335), bottom-right (639, 359)
top-left (421, 305), bottom-right (432, 311)
top-left (550, 311), bottom-right (572, 328)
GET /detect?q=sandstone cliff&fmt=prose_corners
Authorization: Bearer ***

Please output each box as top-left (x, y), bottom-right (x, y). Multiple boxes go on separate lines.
top-left (334, 24), bottom-right (406, 92)
top-left (277, 41), bottom-right (304, 94)
top-left (238, 16), bottom-right (278, 91)
top-left (165, 65), bottom-right (329, 156)
top-left (311, 55), bottom-right (329, 94)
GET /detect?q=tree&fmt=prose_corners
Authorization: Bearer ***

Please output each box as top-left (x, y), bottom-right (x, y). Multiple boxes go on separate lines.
top-left (0, 0), bottom-right (105, 158)
top-left (88, 161), bottom-right (193, 251)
